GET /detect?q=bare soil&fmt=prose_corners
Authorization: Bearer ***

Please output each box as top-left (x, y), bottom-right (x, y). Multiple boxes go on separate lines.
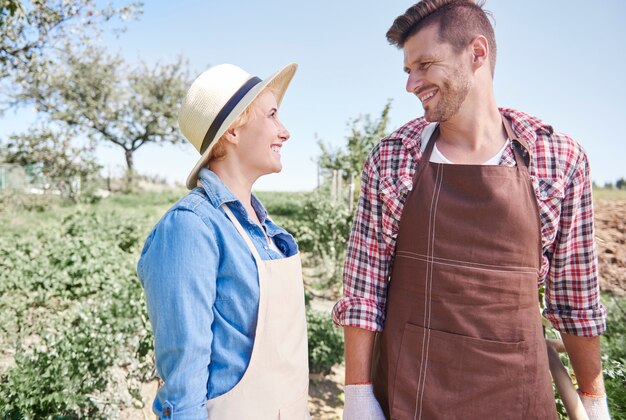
top-left (595, 200), bottom-right (626, 296)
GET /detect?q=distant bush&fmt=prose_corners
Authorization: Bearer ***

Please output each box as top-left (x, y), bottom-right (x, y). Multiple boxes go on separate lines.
top-left (307, 309), bottom-right (343, 375)
top-left (256, 191), bottom-right (309, 220)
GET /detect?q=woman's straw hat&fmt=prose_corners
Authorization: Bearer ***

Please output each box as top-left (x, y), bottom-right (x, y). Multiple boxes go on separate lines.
top-left (179, 63), bottom-right (297, 189)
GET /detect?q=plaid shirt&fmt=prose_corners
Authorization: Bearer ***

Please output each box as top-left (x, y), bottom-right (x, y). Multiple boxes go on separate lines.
top-left (332, 108), bottom-right (606, 337)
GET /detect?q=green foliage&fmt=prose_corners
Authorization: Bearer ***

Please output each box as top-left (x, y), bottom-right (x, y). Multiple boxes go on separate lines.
top-left (279, 192), bottom-right (353, 286)
top-left (307, 310), bottom-right (343, 374)
top-left (0, 202), bottom-right (154, 417)
top-left (17, 45), bottom-right (190, 186)
top-left (1, 126), bottom-right (101, 201)
top-left (2, 189), bottom-right (623, 416)
top-left (317, 101), bottom-right (391, 177)
top-left (541, 289), bottom-right (626, 419)
top-left (0, 0), bottom-right (141, 106)
top-left (260, 190), bottom-right (352, 287)
top-left (601, 295), bottom-right (626, 418)
top-left (603, 356), bottom-right (626, 418)
top-left (0, 189), bottom-right (352, 415)
top-left (0, 0), bottom-right (25, 26)
top-left (317, 101), bottom-right (391, 205)
top-left (592, 186), bottom-right (626, 201)
top-left (256, 191), bottom-right (309, 220)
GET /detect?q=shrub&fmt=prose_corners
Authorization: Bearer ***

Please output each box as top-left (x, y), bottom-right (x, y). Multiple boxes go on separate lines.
top-left (0, 205), bottom-right (153, 417)
top-left (307, 309), bottom-right (343, 375)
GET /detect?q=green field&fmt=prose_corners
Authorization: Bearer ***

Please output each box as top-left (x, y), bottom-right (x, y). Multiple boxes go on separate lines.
top-left (0, 189), bottom-right (624, 418)
top-left (593, 187), bottom-right (626, 201)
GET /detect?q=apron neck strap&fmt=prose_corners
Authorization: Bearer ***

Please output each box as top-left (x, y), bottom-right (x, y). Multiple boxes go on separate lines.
top-left (221, 204), bottom-right (263, 263)
top-left (421, 124), bottom-right (439, 163)
top-left (501, 115), bottom-right (531, 168)
top-left (421, 117), bottom-right (530, 168)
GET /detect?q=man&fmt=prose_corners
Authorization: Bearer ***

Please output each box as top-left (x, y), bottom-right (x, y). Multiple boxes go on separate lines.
top-left (332, 1), bottom-right (610, 419)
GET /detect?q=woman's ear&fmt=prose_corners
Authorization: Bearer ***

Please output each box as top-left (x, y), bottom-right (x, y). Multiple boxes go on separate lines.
top-left (222, 128), bottom-right (239, 145)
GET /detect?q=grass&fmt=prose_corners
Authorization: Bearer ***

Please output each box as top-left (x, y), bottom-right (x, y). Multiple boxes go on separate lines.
top-left (1, 188), bottom-right (625, 417)
top-left (593, 187), bottom-right (626, 201)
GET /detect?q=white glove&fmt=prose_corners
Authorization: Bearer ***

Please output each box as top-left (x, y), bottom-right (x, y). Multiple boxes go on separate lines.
top-left (342, 384), bottom-right (386, 420)
top-left (579, 392), bottom-right (611, 420)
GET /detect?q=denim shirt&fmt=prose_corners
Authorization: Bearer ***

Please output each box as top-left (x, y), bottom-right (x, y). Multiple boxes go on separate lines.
top-left (137, 168), bottom-right (298, 419)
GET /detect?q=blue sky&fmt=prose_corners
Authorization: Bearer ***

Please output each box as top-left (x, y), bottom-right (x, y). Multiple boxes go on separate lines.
top-left (2, 1), bottom-right (625, 191)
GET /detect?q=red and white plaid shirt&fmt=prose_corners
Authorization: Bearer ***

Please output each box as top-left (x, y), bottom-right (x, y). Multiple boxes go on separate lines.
top-left (332, 108), bottom-right (606, 337)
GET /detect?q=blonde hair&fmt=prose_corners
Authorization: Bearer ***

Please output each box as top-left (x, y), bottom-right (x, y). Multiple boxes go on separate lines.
top-left (208, 86), bottom-right (279, 163)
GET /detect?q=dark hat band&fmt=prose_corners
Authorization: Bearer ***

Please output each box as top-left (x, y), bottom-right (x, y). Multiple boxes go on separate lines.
top-left (200, 76), bottom-right (263, 155)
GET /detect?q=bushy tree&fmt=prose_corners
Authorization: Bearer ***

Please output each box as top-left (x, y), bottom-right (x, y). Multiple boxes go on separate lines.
top-left (18, 46), bottom-right (190, 186)
top-left (1, 0), bottom-right (141, 109)
top-left (317, 101), bottom-right (391, 204)
top-left (2, 126), bottom-right (100, 201)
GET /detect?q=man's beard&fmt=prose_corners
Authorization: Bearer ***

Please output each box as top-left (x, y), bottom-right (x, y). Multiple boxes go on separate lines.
top-left (423, 67), bottom-right (471, 123)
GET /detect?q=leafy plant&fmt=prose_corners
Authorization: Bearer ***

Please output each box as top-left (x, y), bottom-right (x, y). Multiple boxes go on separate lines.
top-left (0, 204), bottom-right (154, 417)
top-left (307, 309), bottom-right (343, 375)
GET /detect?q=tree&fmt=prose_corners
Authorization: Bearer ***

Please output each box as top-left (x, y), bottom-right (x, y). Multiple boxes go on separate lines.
top-left (317, 101), bottom-right (392, 203)
top-left (19, 46), bottom-right (190, 185)
top-left (2, 126), bottom-right (100, 201)
top-left (1, 0), bottom-right (141, 109)
top-left (318, 101), bottom-right (391, 176)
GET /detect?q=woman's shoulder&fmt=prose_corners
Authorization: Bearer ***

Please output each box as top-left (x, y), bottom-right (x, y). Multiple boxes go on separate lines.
top-left (167, 188), bottom-right (225, 224)
top-left (140, 189), bottom-right (223, 248)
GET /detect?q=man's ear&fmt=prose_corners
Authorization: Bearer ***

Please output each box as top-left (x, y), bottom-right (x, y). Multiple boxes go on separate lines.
top-left (470, 35), bottom-right (489, 71)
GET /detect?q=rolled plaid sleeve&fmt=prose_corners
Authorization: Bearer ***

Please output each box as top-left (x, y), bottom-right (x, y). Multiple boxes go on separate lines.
top-left (332, 153), bottom-right (392, 332)
top-left (543, 146), bottom-right (606, 336)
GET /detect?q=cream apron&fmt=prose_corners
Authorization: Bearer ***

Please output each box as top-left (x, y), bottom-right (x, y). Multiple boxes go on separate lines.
top-left (204, 205), bottom-right (310, 419)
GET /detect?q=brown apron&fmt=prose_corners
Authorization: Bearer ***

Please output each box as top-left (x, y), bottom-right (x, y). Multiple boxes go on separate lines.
top-left (372, 119), bottom-right (557, 420)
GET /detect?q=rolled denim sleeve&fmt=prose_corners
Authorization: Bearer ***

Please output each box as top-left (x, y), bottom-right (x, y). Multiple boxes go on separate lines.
top-left (138, 209), bottom-right (219, 419)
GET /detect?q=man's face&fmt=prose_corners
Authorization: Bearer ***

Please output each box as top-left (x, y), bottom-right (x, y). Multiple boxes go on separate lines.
top-left (403, 24), bottom-right (471, 122)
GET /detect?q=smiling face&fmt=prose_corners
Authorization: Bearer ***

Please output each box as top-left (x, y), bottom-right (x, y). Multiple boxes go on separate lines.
top-left (232, 88), bottom-right (290, 178)
top-left (403, 24), bottom-right (472, 123)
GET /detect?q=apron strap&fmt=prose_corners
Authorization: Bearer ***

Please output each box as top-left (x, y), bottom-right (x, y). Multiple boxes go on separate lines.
top-left (421, 124), bottom-right (439, 163)
top-left (421, 117), bottom-right (530, 168)
top-left (501, 115), bottom-right (531, 169)
top-left (221, 204), bottom-right (264, 264)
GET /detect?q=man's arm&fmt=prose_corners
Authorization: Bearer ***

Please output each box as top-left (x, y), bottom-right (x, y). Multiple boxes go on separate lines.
top-left (332, 151), bottom-right (390, 420)
top-left (541, 142), bottom-right (609, 418)
top-left (345, 326), bottom-right (377, 384)
top-left (561, 333), bottom-right (604, 395)
top-left (343, 327), bottom-right (385, 419)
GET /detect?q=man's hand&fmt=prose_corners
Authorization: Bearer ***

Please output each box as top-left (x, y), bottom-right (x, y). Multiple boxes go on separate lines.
top-left (343, 384), bottom-right (386, 420)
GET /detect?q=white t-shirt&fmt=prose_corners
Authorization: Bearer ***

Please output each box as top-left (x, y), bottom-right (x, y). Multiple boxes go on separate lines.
top-left (420, 123), bottom-right (509, 165)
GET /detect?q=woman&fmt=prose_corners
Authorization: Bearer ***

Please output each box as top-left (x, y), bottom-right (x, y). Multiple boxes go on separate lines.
top-left (137, 63), bottom-right (309, 419)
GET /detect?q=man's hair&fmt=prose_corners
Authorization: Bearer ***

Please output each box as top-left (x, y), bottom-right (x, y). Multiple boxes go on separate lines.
top-left (386, 0), bottom-right (497, 75)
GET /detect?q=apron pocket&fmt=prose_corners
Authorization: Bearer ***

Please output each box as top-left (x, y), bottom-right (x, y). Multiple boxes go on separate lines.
top-left (391, 322), bottom-right (528, 420)
top-left (278, 392), bottom-right (310, 420)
